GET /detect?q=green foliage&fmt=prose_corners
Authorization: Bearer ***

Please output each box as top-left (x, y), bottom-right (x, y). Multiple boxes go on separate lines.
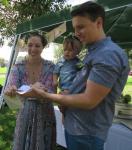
top-left (0, 67), bottom-right (6, 85)
top-left (127, 76), bottom-right (132, 84)
top-left (14, 0), bottom-right (67, 19)
top-left (54, 44), bottom-right (63, 63)
top-left (0, 0), bottom-right (69, 43)
top-left (78, 47), bottom-right (87, 60)
top-left (53, 43), bottom-right (87, 63)
top-left (0, 107), bottom-right (66, 150)
top-left (0, 0), bottom-right (9, 6)
top-left (123, 76), bottom-right (132, 92)
top-left (0, 58), bottom-right (6, 67)
top-left (0, 67), bottom-right (6, 73)
top-left (0, 107), bottom-right (17, 150)
top-left (0, 77), bottom-right (5, 85)
top-left (122, 94), bottom-right (131, 104)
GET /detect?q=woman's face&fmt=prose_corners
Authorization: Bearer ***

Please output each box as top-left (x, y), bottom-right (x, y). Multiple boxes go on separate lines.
top-left (27, 36), bottom-right (44, 59)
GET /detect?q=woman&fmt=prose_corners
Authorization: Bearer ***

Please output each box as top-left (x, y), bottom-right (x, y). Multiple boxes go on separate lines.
top-left (5, 33), bottom-right (56, 150)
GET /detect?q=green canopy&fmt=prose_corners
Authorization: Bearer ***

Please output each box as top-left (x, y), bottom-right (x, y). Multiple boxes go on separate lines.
top-left (16, 4), bottom-right (132, 48)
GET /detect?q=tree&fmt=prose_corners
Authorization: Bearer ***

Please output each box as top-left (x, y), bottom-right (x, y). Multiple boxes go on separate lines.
top-left (53, 42), bottom-right (87, 64)
top-left (0, 0), bottom-right (69, 45)
top-left (126, 48), bottom-right (132, 68)
top-left (54, 43), bottom-right (63, 63)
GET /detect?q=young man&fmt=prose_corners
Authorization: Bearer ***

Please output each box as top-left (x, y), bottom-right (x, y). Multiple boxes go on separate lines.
top-left (22, 1), bottom-right (130, 150)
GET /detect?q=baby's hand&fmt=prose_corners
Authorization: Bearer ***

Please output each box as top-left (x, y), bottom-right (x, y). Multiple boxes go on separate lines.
top-left (59, 90), bottom-right (69, 95)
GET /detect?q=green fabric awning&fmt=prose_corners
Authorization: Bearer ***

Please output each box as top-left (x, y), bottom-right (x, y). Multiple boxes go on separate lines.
top-left (16, 4), bottom-right (132, 48)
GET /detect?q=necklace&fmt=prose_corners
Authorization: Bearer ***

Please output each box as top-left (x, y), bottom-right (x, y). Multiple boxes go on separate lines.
top-left (26, 58), bottom-right (43, 84)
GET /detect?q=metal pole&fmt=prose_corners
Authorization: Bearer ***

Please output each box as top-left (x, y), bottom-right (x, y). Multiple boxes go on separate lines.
top-left (0, 35), bottom-right (19, 109)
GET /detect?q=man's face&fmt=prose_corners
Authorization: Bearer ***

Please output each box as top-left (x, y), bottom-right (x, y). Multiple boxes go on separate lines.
top-left (72, 15), bottom-right (100, 45)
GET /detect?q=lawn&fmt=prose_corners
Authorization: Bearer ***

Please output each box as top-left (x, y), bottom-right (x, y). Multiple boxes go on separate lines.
top-left (123, 76), bottom-right (132, 96)
top-left (0, 77), bottom-right (6, 86)
top-left (0, 67), bottom-right (7, 74)
top-left (0, 67), bottom-right (6, 86)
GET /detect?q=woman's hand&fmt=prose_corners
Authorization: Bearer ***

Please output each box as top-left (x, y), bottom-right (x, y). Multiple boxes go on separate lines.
top-left (17, 89), bottom-right (41, 98)
top-left (17, 82), bottom-right (47, 99)
top-left (4, 85), bottom-right (17, 97)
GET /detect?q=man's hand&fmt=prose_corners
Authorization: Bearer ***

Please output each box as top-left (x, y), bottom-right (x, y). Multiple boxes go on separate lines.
top-left (32, 82), bottom-right (47, 91)
top-left (31, 83), bottom-right (47, 98)
top-left (17, 82), bottom-right (48, 99)
top-left (16, 89), bottom-right (39, 98)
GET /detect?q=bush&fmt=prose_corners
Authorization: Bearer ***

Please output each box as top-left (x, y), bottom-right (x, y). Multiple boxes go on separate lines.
top-left (122, 94), bottom-right (131, 104)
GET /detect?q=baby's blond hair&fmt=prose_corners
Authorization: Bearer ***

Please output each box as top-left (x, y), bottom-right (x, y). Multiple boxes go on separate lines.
top-left (63, 34), bottom-right (82, 55)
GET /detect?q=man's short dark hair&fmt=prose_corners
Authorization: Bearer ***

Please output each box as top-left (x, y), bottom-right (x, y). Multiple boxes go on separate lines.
top-left (71, 1), bottom-right (105, 23)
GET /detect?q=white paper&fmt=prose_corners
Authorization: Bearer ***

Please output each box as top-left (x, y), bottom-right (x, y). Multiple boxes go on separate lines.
top-left (16, 85), bottom-right (31, 94)
top-left (4, 85), bottom-right (31, 109)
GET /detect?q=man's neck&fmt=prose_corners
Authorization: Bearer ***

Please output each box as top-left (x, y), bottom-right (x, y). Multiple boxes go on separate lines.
top-left (95, 31), bottom-right (106, 42)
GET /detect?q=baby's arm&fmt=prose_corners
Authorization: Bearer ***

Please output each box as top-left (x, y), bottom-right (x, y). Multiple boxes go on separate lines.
top-left (53, 74), bottom-right (58, 93)
top-left (60, 89), bottom-right (69, 94)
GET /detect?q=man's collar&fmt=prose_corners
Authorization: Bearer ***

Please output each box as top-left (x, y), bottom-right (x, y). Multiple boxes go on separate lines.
top-left (87, 37), bottom-right (111, 53)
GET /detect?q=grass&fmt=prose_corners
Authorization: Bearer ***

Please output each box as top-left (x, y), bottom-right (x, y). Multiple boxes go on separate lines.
top-left (123, 76), bottom-right (132, 96)
top-left (0, 67), bottom-right (6, 86)
top-left (127, 75), bottom-right (132, 84)
top-left (0, 67), bottom-right (7, 74)
top-left (0, 77), bottom-right (5, 86)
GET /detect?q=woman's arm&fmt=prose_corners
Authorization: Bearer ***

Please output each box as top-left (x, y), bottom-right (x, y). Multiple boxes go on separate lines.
top-left (4, 64), bottom-right (21, 97)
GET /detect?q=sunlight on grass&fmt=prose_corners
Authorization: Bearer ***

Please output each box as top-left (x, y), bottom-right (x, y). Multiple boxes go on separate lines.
top-left (0, 77), bottom-right (5, 85)
top-left (0, 126), bottom-right (3, 131)
top-left (0, 67), bottom-right (6, 85)
top-left (123, 76), bottom-right (132, 96)
top-left (0, 67), bottom-right (7, 74)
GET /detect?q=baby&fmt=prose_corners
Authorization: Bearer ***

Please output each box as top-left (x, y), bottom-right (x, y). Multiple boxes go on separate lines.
top-left (53, 34), bottom-right (82, 122)
top-left (53, 34), bottom-right (82, 94)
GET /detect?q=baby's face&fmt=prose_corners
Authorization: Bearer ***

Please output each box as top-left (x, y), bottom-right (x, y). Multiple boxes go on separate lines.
top-left (63, 43), bottom-right (76, 60)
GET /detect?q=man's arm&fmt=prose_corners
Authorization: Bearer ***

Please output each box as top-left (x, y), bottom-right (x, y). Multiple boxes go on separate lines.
top-left (33, 79), bottom-right (111, 110)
